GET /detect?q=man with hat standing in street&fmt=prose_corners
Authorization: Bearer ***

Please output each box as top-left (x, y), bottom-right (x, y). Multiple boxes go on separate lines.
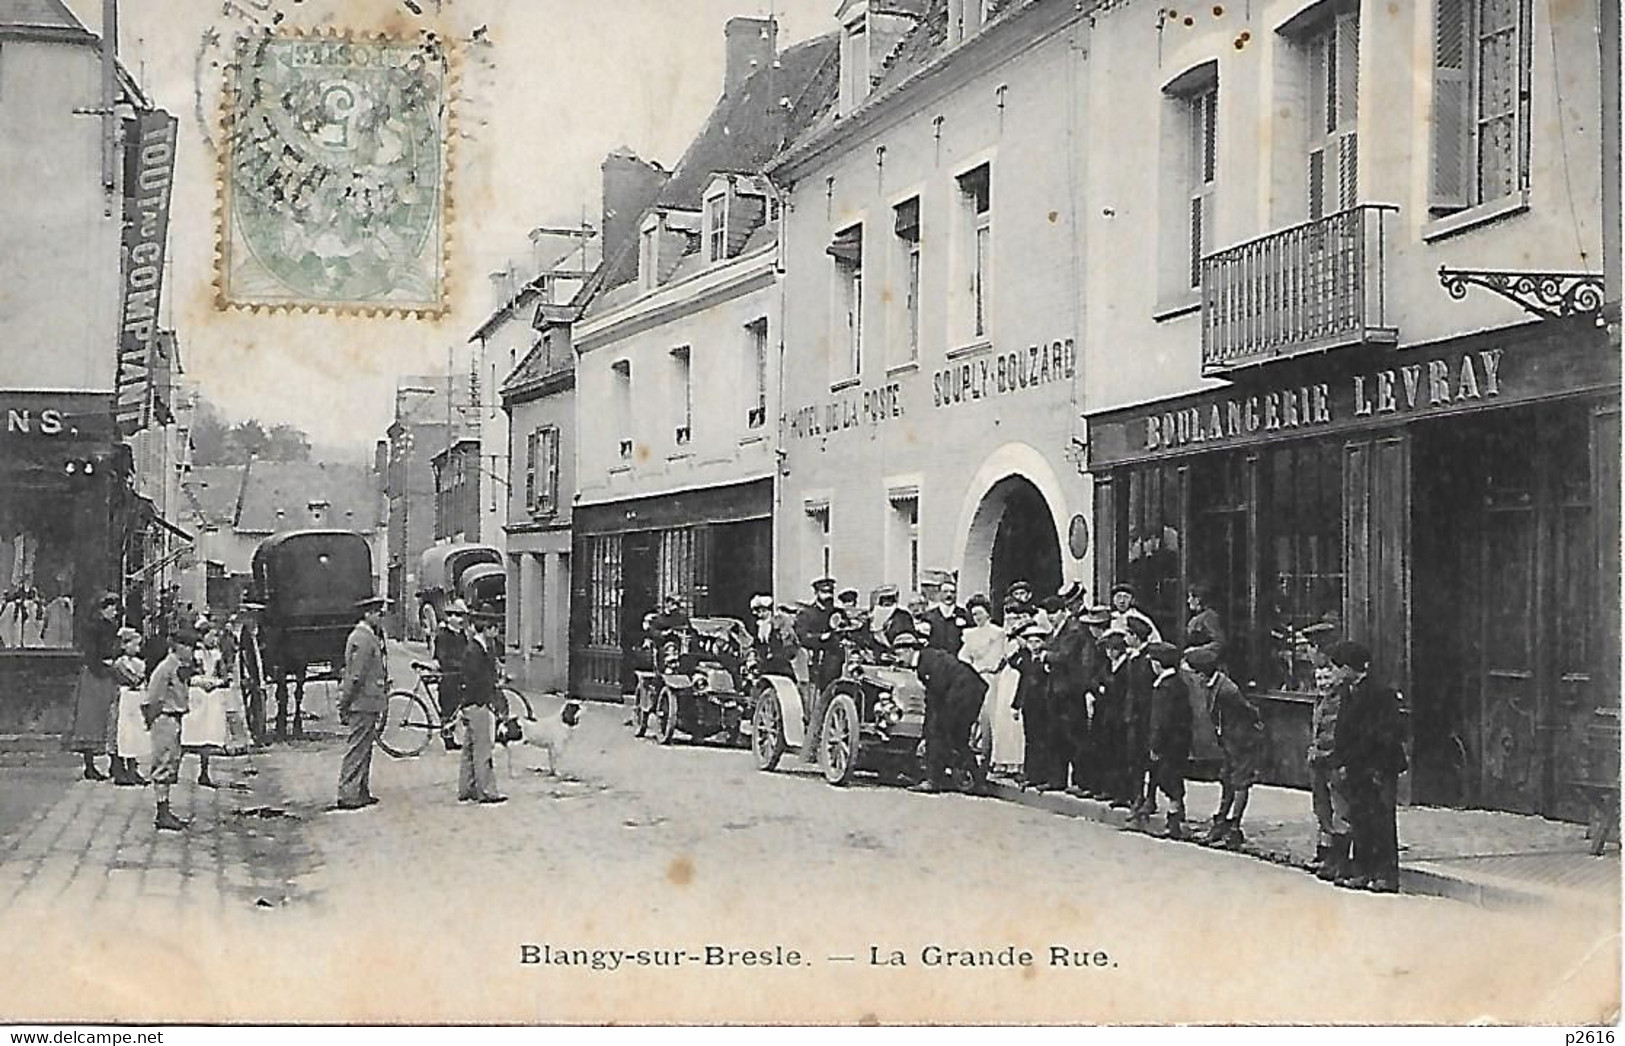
top-left (458, 608), bottom-right (508, 804)
top-left (1187, 646), bottom-right (1264, 848)
top-left (336, 595), bottom-right (391, 810)
top-left (892, 631), bottom-right (988, 793)
top-left (1044, 582), bottom-right (1094, 796)
top-left (794, 577), bottom-right (843, 761)
top-left (433, 599), bottom-right (471, 751)
top-left (142, 625), bottom-right (199, 830)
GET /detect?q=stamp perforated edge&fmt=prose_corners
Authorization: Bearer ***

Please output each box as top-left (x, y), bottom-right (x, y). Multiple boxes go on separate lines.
top-left (211, 25), bottom-right (459, 320)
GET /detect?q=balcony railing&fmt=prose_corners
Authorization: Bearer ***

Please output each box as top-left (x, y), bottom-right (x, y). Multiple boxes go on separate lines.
top-left (1200, 204), bottom-right (1398, 375)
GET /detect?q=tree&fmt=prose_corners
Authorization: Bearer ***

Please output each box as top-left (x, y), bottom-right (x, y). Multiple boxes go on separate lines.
top-left (265, 423), bottom-right (312, 462)
top-left (230, 419), bottom-right (270, 461)
top-left (191, 410), bottom-right (229, 465)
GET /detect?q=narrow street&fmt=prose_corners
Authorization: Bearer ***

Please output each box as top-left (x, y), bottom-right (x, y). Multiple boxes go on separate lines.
top-left (0, 647), bottom-right (1614, 1024)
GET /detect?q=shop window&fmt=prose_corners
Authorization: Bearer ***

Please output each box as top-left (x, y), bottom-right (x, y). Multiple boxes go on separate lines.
top-left (1430, 0), bottom-right (1531, 214)
top-left (1116, 462), bottom-right (1185, 636)
top-left (0, 492), bottom-right (82, 650)
top-left (1189, 451), bottom-right (1251, 679)
top-left (1261, 441), bottom-right (1345, 692)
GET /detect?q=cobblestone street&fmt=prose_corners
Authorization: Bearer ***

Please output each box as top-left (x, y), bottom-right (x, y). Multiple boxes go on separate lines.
top-left (0, 654), bottom-right (1615, 1023)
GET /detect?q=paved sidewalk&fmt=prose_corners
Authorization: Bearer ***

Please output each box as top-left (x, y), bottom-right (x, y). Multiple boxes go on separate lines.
top-left (989, 777), bottom-right (1619, 911)
top-left (0, 748), bottom-right (316, 926)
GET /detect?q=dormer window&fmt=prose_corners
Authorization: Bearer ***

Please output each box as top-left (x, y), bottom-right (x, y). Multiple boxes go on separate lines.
top-left (949, 0), bottom-right (986, 44)
top-left (639, 219), bottom-right (660, 291)
top-left (840, 3), bottom-right (871, 114)
top-left (705, 192), bottom-right (728, 263)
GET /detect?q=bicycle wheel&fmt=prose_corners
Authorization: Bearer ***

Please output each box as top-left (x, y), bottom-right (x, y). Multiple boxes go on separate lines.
top-left (378, 690), bottom-right (435, 757)
top-left (498, 685), bottom-right (535, 722)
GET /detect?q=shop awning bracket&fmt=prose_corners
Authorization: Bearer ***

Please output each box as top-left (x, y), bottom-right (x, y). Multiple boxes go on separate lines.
top-left (1437, 266), bottom-right (1606, 323)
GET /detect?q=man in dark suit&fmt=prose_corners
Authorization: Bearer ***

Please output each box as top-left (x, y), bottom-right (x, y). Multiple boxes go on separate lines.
top-left (458, 610), bottom-right (508, 804)
top-left (1044, 582), bottom-right (1094, 796)
top-left (1329, 640), bottom-right (1406, 892)
top-left (794, 577), bottom-right (842, 760)
top-left (336, 595), bottom-right (391, 810)
top-left (921, 579), bottom-right (970, 655)
top-left (893, 632), bottom-right (987, 793)
top-left (433, 599), bottom-right (471, 751)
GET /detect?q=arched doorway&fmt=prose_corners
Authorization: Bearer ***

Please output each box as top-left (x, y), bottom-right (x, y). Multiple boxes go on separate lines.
top-left (963, 476), bottom-right (1063, 607)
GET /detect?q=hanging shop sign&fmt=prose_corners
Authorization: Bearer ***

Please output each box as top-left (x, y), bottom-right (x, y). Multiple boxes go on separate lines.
top-left (115, 109), bottom-right (179, 437)
top-left (784, 381), bottom-right (904, 440)
top-left (932, 339), bottom-right (1076, 410)
top-left (1087, 327), bottom-right (1619, 468)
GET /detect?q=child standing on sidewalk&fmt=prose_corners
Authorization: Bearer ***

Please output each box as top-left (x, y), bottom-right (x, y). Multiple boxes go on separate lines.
top-left (1134, 641), bottom-right (1192, 839)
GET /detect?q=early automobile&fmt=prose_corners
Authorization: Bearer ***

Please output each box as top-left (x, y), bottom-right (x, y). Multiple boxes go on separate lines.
top-left (415, 542), bottom-right (501, 638)
top-left (752, 646), bottom-right (931, 786)
top-left (241, 529), bottom-right (375, 741)
top-left (636, 617), bottom-right (760, 747)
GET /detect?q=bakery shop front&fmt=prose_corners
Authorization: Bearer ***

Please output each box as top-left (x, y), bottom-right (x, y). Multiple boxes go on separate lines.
top-left (1085, 319), bottom-right (1619, 819)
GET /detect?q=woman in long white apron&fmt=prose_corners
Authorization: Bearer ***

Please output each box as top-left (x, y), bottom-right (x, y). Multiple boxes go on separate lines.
top-left (959, 596), bottom-right (1008, 769)
top-left (112, 628), bottom-right (151, 783)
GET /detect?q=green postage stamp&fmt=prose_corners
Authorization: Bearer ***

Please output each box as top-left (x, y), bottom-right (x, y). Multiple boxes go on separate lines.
top-left (218, 32), bottom-right (450, 315)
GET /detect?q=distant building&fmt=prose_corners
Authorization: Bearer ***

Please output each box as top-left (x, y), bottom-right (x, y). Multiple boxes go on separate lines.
top-left (383, 374), bottom-right (474, 639)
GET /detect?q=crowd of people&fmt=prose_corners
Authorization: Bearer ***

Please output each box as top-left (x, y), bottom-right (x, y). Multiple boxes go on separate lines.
top-left (735, 573), bottom-right (1406, 894)
top-left (67, 592), bottom-right (253, 831)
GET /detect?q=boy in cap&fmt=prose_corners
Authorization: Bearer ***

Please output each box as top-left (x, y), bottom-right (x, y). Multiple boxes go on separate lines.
top-left (1094, 630), bottom-right (1131, 806)
top-left (1329, 641), bottom-right (1405, 892)
top-left (142, 626), bottom-right (199, 830)
top-left (1109, 583), bottom-right (1163, 644)
top-left (1188, 647), bottom-right (1264, 848)
top-left (1135, 641), bottom-right (1192, 838)
top-left (1008, 620), bottom-right (1055, 789)
top-left (1121, 617), bottom-right (1157, 816)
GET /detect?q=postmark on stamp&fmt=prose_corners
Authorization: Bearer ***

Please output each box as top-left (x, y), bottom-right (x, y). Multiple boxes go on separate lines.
top-left (217, 31), bottom-right (451, 316)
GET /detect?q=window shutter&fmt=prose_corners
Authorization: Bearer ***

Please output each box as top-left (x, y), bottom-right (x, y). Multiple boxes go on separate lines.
top-left (1431, 0), bottom-right (1471, 212)
top-left (1308, 148), bottom-right (1326, 221)
top-left (1337, 131), bottom-right (1359, 211)
top-left (1336, 14), bottom-right (1360, 128)
top-left (1189, 195), bottom-right (1207, 289)
top-left (543, 429), bottom-right (559, 515)
top-left (525, 430), bottom-right (538, 511)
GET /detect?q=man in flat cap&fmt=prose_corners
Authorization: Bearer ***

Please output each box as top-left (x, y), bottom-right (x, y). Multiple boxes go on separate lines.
top-left (1133, 641), bottom-right (1192, 838)
top-left (1186, 647), bottom-right (1263, 848)
top-left (336, 595), bottom-right (391, 810)
top-left (1109, 582), bottom-right (1162, 644)
top-left (142, 626), bottom-right (199, 831)
top-left (1328, 641), bottom-right (1406, 892)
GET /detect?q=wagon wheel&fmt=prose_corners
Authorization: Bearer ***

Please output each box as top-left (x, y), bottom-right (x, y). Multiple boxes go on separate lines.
top-left (654, 686), bottom-right (680, 746)
top-left (819, 693), bottom-right (859, 786)
top-left (632, 677), bottom-right (652, 738)
top-left (752, 686), bottom-right (786, 771)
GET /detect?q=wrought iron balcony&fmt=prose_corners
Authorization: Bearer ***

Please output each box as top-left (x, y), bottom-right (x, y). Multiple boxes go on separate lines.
top-left (1200, 204), bottom-right (1398, 376)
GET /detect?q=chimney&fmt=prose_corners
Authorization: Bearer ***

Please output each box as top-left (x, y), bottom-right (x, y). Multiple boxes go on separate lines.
top-left (724, 16), bottom-right (777, 96)
top-left (600, 148), bottom-right (669, 287)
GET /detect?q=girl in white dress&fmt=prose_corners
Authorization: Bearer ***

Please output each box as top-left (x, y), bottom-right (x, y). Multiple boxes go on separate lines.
top-left (182, 627), bottom-right (231, 787)
top-left (111, 628), bottom-right (151, 782)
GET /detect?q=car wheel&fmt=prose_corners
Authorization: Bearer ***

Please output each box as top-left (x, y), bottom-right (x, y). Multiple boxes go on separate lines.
top-left (752, 687), bottom-right (786, 771)
top-left (655, 687), bottom-right (680, 745)
top-left (819, 693), bottom-right (859, 786)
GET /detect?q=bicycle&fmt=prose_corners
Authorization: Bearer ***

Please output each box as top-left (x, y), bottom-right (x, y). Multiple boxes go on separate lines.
top-left (378, 659), bottom-right (536, 758)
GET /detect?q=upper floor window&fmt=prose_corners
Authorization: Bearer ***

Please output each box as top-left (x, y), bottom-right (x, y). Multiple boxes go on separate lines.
top-left (705, 193), bottom-right (728, 263)
top-left (671, 346), bottom-right (693, 446)
top-left (954, 165), bottom-right (992, 345)
top-left (526, 426), bottom-right (560, 516)
top-left (639, 226), bottom-right (658, 291)
top-left (1306, 11), bottom-right (1359, 219)
top-left (828, 224), bottom-right (864, 383)
top-left (745, 318), bottom-right (769, 429)
top-left (893, 197), bottom-right (922, 367)
top-left (842, 18), bottom-right (871, 112)
top-left (611, 359), bottom-right (633, 459)
top-left (1187, 85), bottom-right (1218, 288)
top-left (1431, 0), bottom-right (1530, 214)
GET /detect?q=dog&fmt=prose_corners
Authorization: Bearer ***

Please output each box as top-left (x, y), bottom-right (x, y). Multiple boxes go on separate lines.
top-left (514, 699), bottom-right (581, 776)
